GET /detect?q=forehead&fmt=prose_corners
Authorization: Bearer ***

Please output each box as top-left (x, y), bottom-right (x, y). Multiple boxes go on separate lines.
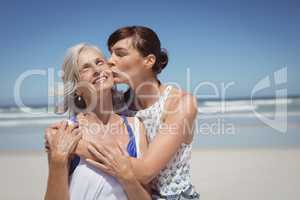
top-left (78, 48), bottom-right (105, 65)
top-left (111, 37), bottom-right (134, 50)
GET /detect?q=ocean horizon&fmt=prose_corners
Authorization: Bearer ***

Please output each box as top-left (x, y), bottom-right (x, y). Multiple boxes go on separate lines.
top-left (0, 96), bottom-right (299, 150)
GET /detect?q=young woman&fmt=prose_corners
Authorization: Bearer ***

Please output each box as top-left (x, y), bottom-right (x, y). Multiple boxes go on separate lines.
top-left (44, 43), bottom-right (151, 200)
top-left (84, 26), bottom-right (200, 199)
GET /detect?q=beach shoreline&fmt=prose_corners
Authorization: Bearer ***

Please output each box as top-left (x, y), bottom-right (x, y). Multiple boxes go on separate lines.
top-left (0, 148), bottom-right (299, 200)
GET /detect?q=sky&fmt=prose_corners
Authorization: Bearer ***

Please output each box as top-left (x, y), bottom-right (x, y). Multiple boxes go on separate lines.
top-left (0, 0), bottom-right (299, 106)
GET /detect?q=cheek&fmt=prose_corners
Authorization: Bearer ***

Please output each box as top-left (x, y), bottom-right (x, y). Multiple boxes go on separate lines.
top-left (118, 56), bottom-right (143, 75)
top-left (115, 57), bottom-right (131, 72)
top-left (79, 72), bottom-right (93, 82)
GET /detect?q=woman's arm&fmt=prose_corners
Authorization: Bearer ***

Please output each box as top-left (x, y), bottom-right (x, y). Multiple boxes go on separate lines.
top-left (130, 93), bottom-right (198, 184)
top-left (44, 121), bottom-right (82, 200)
top-left (86, 92), bottom-right (198, 185)
top-left (118, 173), bottom-right (152, 200)
top-left (45, 154), bottom-right (70, 200)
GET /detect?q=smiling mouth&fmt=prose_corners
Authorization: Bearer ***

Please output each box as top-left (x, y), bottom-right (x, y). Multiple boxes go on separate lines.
top-left (92, 72), bottom-right (109, 85)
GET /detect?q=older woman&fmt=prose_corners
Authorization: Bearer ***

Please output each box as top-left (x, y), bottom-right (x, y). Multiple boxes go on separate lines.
top-left (44, 43), bottom-right (150, 200)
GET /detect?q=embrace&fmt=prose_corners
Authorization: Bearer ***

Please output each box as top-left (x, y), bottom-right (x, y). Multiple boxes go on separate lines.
top-left (44, 26), bottom-right (200, 200)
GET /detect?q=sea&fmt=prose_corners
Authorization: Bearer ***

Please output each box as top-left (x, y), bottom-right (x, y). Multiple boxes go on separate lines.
top-left (0, 97), bottom-right (299, 150)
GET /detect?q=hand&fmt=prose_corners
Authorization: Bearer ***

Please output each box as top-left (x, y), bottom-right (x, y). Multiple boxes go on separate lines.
top-left (85, 140), bottom-right (135, 182)
top-left (44, 121), bottom-right (63, 153)
top-left (45, 120), bottom-right (82, 164)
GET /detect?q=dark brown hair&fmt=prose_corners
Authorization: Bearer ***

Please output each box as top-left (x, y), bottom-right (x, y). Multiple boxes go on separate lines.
top-left (107, 26), bottom-right (168, 74)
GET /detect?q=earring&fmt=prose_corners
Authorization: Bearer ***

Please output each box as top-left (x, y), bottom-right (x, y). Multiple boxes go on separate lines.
top-left (74, 93), bottom-right (87, 109)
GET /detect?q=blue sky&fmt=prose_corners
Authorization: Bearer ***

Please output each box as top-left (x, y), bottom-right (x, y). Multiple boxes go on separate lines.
top-left (0, 0), bottom-right (299, 106)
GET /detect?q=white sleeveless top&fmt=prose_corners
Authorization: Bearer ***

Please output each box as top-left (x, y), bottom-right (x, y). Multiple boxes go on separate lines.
top-left (134, 85), bottom-right (193, 196)
top-left (69, 117), bottom-right (141, 200)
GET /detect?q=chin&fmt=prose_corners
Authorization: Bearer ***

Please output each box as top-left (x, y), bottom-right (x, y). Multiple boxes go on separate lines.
top-left (96, 82), bottom-right (114, 92)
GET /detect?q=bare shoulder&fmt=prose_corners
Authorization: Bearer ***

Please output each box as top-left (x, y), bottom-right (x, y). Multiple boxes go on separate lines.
top-left (164, 86), bottom-right (198, 118)
top-left (126, 116), bottom-right (136, 124)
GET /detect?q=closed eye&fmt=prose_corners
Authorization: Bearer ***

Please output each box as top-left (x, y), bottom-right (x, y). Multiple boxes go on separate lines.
top-left (114, 49), bottom-right (127, 57)
top-left (80, 64), bottom-right (91, 72)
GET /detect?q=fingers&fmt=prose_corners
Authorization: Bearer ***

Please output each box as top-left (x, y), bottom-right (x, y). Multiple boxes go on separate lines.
top-left (89, 141), bottom-right (109, 156)
top-left (44, 140), bottom-right (50, 153)
top-left (56, 120), bottom-right (67, 136)
top-left (45, 119), bottom-right (83, 158)
top-left (44, 126), bottom-right (56, 148)
top-left (58, 120), bottom-right (78, 135)
top-left (88, 141), bottom-right (115, 164)
top-left (77, 114), bottom-right (88, 126)
top-left (74, 132), bottom-right (83, 141)
top-left (69, 126), bottom-right (82, 144)
top-left (49, 121), bottom-right (64, 129)
top-left (45, 128), bottom-right (53, 144)
top-left (44, 132), bottom-right (50, 145)
top-left (102, 141), bottom-right (119, 156)
top-left (57, 120), bottom-right (68, 132)
top-left (85, 159), bottom-right (113, 176)
top-left (87, 144), bottom-right (108, 164)
top-left (68, 122), bottom-right (79, 133)
top-left (77, 113), bottom-right (85, 120)
top-left (71, 128), bottom-right (81, 136)
top-left (62, 120), bottom-right (68, 130)
top-left (44, 127), bottom-right (58, 152)
top-left (69, 132), bottom-right (82, 153)
top-left (116, 141), bottom-right (128, 157)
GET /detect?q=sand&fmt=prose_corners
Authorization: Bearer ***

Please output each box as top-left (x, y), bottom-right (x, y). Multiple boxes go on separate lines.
top-left (191, 148), bottom-right (300, 200)
top-left (0, 148), bottom-right (299, 200)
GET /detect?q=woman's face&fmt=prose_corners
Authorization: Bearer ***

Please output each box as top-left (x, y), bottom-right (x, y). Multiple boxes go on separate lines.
top-left (77, 48), bottom-right (114, 96)
top-left (108, 37), bottom-right (147, 85)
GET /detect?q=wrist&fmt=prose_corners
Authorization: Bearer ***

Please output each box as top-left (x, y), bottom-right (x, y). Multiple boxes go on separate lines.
top-left (49, 152), bottom-right (69, 166)
top-left (118, 170), bottom-right (136, 185)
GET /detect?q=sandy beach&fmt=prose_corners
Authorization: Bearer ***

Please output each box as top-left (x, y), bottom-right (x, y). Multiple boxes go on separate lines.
top-left (0, 148), bottom-right (299, 200)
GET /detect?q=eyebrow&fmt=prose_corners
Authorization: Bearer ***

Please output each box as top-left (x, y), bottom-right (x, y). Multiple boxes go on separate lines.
top-left (112, 47), bottom-right (128, 51)
top-left (80, 63), bottom-right (91, 68)
top-left (80, 57), bottom-right (105, 67)
top-left (95, 58), bottom-right (105, 62)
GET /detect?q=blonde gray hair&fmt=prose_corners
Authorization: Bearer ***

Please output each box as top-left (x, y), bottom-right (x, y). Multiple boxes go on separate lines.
top-left (60, 43), bottom-right (104, 114)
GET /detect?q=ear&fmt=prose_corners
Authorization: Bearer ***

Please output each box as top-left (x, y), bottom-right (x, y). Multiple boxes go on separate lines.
top-left (143, 54), bottom-right (156, 70)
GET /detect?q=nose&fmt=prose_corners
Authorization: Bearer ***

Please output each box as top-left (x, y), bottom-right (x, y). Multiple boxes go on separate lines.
top-left (107, 55), bottom-right (116, 67)
top-left (92, 65), bottom-right (101, 77)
